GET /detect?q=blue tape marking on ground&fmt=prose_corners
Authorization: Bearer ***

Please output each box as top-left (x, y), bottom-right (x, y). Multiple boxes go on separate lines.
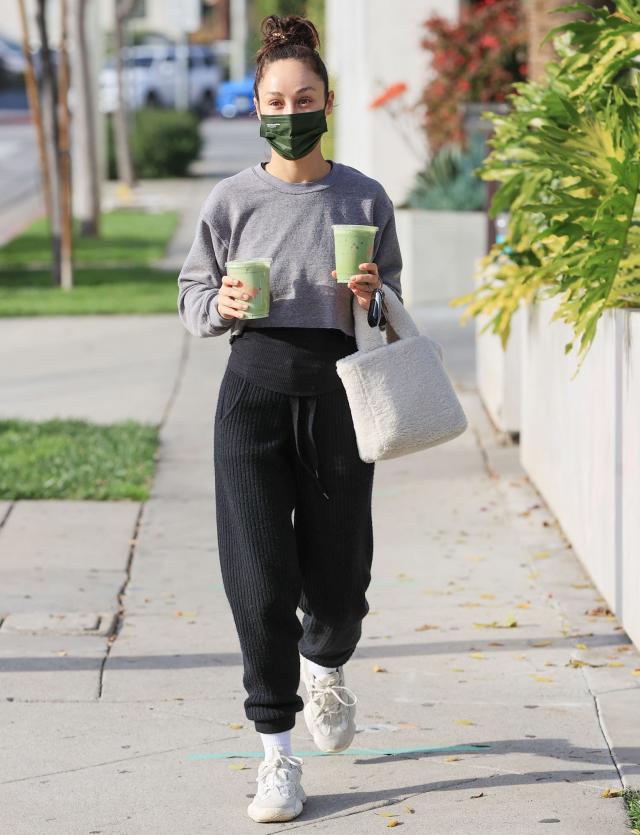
top-left (187, 744), bottom-right (492, 761)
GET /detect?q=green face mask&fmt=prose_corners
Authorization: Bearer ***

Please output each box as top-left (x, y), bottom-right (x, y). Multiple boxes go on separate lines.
top-left (259, 108), bottom-right (328, 161)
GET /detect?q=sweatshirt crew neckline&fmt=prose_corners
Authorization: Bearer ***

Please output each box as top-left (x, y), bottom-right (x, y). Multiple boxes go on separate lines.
top-left (252, 160), bottom-right (337, 193)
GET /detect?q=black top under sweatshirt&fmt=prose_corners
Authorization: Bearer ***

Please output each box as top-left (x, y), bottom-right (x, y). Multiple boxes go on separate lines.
top-left (227, 326), bottom-right (358, 396)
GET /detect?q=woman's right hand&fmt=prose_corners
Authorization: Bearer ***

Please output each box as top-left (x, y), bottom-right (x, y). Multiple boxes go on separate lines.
top-left (217, 275), bottom-right (251, 321)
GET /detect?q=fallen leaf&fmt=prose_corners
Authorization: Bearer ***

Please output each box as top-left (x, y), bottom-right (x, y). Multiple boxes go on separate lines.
top-left (470, 791), bottom-right (486, 799)
top-left (632, 668), bottom-right (640, 676)
top-left (227, 723), bottom-right (244, 729)
top-left (445, 755), bottom-right (461, 762)
top-left (387, 821), bottom-right (400, 829)
top-left (528, 571), bottom-right (540, 580)
top-left (455, 719), bottom-right (476, 726)
top-left (529, 640), bottom-right (553, 648)
top-left (469, 652), bottom-right (486, 660)
top-left (516, 602), bottom-right (531, 609)
top-left (397, 573), bottom-right (413, 581)
top-left (601, 787), bottom-right (624, 798)
top-left (607, 661), bottom-right (625, 668)
top-left (488, 641), bottom-right (505, 646)
top-left (375, 810), bottom-right (399, 818)
top-left (460, 602), bottom-right (483, 608)
top-left (514, 653), bottom-right (528, 660)
top-left (616, 646), bottom-right (631, 653)
top-left (585, 606), bottom-right (615, 618)
top-left (373, 665), bottom-right (387, 673)
top-left (415, 624), bottom-right (439, 631)
top-left (55, 650), bottom-right (68, 657)
top-left (397, 723), bottom-right (417, 730)
top-left (571, 583), bottom-right (591, 589)
top-left (544, 662), bottom-right (557, 667)
top-left (480, 593), bottom-right (496, 600)
top-left (465, 555), bottom-right (485, 562)
top-left (574, 643), bottom-right (588, 650)
top-left (532, 551), bottom-right (551, 560)
top-left (529, 674), bottom-right (553, 683)
top-left (228, 763), bottom-right (249, 771)
top-left (567, 658), bottom-right (606, 669)
top-left (403, 805), bottom-right (415, 813)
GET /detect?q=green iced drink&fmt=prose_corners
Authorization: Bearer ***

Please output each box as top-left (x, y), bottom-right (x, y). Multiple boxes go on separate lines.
top-left (225, 258), bottom-right (271, 319)
top-left (332, 225), bottom-right (378, 284)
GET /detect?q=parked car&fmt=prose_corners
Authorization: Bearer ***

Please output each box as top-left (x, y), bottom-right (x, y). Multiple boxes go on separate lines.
top-left (215, 72), bottom-right (256, 118)
top-left (99, 44), bottom-right (222, 114)
top-left (0, 36), bottom-right (26, 77)
top-left (0, 35), bottom-right (26, 95)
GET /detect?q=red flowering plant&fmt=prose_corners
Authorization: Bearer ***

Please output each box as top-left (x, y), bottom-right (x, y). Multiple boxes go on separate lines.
top-left (420, 0), bottom-right (528, 153)
top-left (368, 81), bottom-right (428, 167)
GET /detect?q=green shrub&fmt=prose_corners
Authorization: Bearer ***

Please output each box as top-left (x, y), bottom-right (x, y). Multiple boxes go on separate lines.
top-left (403, 132), bottom-right (487, 211)
top-left (108, 108), bottom-right (202, 179)
top-left (450, 0), bottom-right (640, 372)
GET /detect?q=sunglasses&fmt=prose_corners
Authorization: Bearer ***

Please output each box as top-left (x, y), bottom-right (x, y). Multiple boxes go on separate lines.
top-left (367, 285), bottom-right (386, 329)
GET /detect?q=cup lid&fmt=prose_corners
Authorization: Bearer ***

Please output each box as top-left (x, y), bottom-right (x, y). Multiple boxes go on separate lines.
top-left (226, 258), bottom-right (272, 267)
top-left (331, 225), bottom-right (378, 233)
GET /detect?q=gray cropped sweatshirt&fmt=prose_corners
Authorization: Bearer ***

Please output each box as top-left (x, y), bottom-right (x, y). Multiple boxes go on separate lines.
top-left (177, 160), bottom-right (403, 341)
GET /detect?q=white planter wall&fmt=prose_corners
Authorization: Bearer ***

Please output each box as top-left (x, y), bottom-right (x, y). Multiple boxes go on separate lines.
top-left (621, 312), bottom-right (640, 645)
top-left (395, 208), bottom-right (485, 306)
top-left (521, 296), bottom-right (640, 648)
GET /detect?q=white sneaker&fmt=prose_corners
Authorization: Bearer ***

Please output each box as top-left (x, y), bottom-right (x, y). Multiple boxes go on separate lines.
top-left (246, 746), bottom-right (307, 823)
top-left (300, 655), bottom-right (358, 753)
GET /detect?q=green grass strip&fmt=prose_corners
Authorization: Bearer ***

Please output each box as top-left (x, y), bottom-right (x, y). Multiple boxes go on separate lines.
top-left (626, 789), bottom-right (640, 832)
top-left (0, 418), bottom-right (160, 500)
top-left (0, 210), bottom-right (179, 268)
top-left (0, 267), bottom-right (178, 316)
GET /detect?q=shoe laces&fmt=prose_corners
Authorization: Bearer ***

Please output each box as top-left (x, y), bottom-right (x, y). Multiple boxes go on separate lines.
top-left (309, 671), bottom-right (358, 719)
top-left (258, 752), bottom-right (303, 799)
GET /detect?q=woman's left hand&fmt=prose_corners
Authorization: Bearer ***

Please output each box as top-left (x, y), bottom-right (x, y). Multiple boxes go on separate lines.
top-left (331, 262), bottom-right (383, 311)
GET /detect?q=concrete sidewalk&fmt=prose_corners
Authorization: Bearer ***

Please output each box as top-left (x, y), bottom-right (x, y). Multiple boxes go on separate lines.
top-left (1, 307), bottom-right (638, 834)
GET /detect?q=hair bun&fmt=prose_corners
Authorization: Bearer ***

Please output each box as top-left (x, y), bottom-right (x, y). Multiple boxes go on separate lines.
top-left (260, 15), bottom-right (320, 52)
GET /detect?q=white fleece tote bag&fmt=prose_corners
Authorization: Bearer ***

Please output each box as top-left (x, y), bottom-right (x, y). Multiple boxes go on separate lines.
top-left (335, 290), bottom-right (468, 463)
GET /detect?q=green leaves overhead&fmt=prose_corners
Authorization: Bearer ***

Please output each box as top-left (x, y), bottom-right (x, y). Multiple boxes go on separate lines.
top-left (450, 1), bottom-right (640, 371)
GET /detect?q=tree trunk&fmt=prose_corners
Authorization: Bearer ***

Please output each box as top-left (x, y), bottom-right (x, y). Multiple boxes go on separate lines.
top-left (71, 0), bottom-right (101, 237)
top-left (114, 0), bottom-right (136, 187)
top-left (35, 0), bottom-right (62, 287)
top-left (526, 0), bottom-right (615, 82)
top-left (58, 0), bottom-right (73, 290)
top-left (17, 0), bottom-right (52, 222)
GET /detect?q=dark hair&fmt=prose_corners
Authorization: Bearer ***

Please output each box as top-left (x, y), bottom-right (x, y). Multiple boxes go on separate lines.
top-left (253, 15), bottom-right (329, 108)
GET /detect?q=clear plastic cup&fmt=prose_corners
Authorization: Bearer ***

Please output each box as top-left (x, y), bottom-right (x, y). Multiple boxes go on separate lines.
top-left (225, 258), bottom-right (271, 319)
top-left (332, 225), bottom-right (378, 283)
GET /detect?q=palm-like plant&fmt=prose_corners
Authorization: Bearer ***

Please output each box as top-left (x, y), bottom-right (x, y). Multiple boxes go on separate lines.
top-left (450, 0), bottom-right (640, 374)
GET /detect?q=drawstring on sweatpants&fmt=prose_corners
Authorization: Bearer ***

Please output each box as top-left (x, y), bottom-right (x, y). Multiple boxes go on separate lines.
top-left (288, 395), bottom-right (330, 501)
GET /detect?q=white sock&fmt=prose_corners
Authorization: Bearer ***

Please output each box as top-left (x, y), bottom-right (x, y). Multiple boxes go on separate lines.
top-left (259, 730), bottom-right (292, 756)
top-left (305, 658), bottom-right (339, 679)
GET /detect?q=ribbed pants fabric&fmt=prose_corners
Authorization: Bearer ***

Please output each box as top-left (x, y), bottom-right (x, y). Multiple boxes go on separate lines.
top-left (213, 366), bottom-right (375, 734)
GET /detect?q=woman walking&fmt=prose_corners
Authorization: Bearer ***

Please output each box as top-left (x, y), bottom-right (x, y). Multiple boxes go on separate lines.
top-left (177, 14), bottom-right (403, 824)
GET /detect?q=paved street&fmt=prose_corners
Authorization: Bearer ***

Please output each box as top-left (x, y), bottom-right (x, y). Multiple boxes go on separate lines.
top-left (0, 116), bottom-right (638, 833)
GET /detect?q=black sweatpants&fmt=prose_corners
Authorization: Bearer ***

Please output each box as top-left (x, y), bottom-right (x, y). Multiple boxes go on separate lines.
top-left (213, 366), bottom-right (375, 734)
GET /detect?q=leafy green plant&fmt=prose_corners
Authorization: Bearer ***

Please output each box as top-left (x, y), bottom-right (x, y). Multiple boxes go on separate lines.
top-left (107, 109), bottom-right (202, 179)
top-left (403, 132), bottom-right (488, 211)
top-left (450, 0), bottom-right (640, 374)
